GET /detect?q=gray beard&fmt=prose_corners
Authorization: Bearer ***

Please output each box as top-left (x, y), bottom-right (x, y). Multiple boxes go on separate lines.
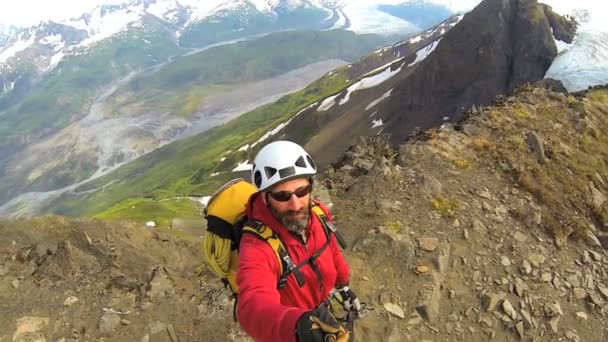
top-left (269, 204), bottom-right (310, 235)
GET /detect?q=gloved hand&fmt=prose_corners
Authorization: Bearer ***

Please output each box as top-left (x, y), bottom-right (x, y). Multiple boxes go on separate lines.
top-left (296, 306), bottom-right (350, 342)
top-left (334, 286), bottom-right (362, 315)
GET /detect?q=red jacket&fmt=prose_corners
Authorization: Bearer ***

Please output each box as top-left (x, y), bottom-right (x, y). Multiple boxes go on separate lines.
top-left (237, 192), bottom-right (350, 342)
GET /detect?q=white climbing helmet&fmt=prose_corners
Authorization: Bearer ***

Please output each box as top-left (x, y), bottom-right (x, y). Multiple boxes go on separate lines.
top-left (251, 140), bottom-right (317, 191)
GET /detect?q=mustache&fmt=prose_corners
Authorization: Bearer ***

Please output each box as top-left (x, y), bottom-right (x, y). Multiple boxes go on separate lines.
top-left (284, 208), bottom-right (307, 216)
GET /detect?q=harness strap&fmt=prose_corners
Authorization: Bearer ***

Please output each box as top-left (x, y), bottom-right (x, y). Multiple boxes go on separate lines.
top-left (242, 204), bottom-right (343, 290)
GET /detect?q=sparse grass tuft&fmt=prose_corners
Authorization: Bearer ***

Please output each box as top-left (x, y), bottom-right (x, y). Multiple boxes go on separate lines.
top-left (453, 158), bottom-right (471, 170)
top-left (471, 137), bottom-right (495, 152)
top-left (431, 197), bottom-right (459, 217)
top-left (383, 220), bottom-right (404, 232)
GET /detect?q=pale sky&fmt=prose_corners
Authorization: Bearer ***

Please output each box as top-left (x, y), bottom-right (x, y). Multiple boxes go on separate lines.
top-left (0, 0), bottom-right (604, 28)
top-left (0, 0), bottom-right (123, 27)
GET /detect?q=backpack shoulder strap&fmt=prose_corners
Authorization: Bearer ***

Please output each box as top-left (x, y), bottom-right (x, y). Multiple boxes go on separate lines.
top-left (310, 204), bottom-right (348, 249)
top-left (242, 221), bottom-right (305, 288)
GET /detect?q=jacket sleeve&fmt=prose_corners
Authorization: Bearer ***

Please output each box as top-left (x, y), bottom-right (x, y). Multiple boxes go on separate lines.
top-left (237, 234), bottom-right (306, 342)
top-left (317, 203), bottom-right (350, 287)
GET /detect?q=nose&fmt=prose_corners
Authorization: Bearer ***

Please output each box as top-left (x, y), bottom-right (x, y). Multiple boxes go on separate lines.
top-left (285, 194), bottom-right (300, 210)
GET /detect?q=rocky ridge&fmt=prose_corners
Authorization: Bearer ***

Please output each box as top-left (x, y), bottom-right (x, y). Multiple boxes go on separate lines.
top-left (1, 84), bottom-right (608, 341)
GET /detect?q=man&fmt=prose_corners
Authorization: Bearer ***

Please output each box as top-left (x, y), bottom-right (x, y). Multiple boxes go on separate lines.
top-left (237, 140), bottom-right (357, 342)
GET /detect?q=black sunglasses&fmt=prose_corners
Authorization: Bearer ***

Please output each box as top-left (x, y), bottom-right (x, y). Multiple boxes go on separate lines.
top-left (268, 184), bottom-right (312, 202)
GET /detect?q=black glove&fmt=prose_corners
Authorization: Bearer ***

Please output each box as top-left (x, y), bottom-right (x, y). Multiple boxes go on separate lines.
top-left (296, 306), bottom-right (350, 342)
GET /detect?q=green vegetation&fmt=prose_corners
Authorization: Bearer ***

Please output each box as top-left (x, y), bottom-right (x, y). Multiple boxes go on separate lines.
top-left (479, 87), bottom-right (608, 241)
top-left (46, 63), bottom-right (357, 217)
top-left (108, 30), bottom-right (388, 118)
top-left (431, 197), bottom-right (459, 217)
top-left (0, 19), bottom-right (181, 152)
top-left (94, 197), bottom-right (201, 229)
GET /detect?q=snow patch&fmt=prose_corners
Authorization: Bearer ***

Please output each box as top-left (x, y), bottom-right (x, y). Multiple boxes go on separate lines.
top-left (146, 0), bottom-right (179, 21)
top-left (365, 89), bottom-right (393, 111)
top-left (72, 6), bottom-right (144, 48)
top-left (318, 94), bottom-right (339, 111)
top-left (339, 64), bottom-right (403, 106)
top-left (233, 160), bottom-right (253, 172)
top-left (237, 144), bottom-right (249, 152)
top-left (211, 172), bottom-right (221, 177)
top-left (363, 57), bottom-right (405, 77)
top-left (47, 51), bottom-right (65, 71)
top-left (39, 34), bottom-right (63, 48)
top-left (0, 33), bottom-right (36, 63)
top-left (408, 39), bottom-right (442, 67)
top-left (251, 102), bottom-right (317, 148)
top-left (371, 119), bottom-right (383, 129)
top-left (220, 157), bottom-right (227, 162)
top-left (409, 35), bottom-right (422, 44)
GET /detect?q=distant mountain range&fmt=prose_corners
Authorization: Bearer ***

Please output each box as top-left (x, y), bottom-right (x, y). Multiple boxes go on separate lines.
top-left (0, 0), bottom-right (606, 219)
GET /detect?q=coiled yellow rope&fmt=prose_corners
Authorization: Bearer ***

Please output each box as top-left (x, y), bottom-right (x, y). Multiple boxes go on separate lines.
top-left (203, 233), bottom-right (232, 278)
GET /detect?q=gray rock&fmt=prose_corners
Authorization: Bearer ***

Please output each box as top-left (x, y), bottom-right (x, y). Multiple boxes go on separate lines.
top-left (521, 260), bottom-right (532, 275)
top-left (374, 199), bottom-right (401, 212)
top-left (514, 279), bottom-right (529, 297)
top-left (549, 316), bottom-right (560, 334)
top-left (567, 275), bottom-right (581, 288)
top-left (541, 273), bottom-right (553, 282)
top-left (575, 312), bottom-right (588, 320)
top-left (146, 321), bottom-right (167, 335)
top-left (526, 132), bottom-right (546, 164)
top-left (521, 309), bottom-right (533, 328)
top-left (98, 312), bottom-right (121, 335)
top-left (570, 101), bottom-right (588, 117)
top-left (584, 274), bottom-right (595, 289)
top-left (516, 321), bottom-right (525, 339)
top-left (587, 250), bottom-right (602, 262)
top-left (148, 267), bottom-right (174, 300)
top-left (585, 231), bottom-right (603, 248)
top-left (501, 256), bottom-right (512, 267)
top-left (527, 253), bottom-right (545, 268)
top-left (418, 237), bottom-right (439, 252)
top-left (354, 225), bottom-right (415, 273)
top-left (13, 317), bottom-right (50, 342)
top-left (590, 183), bottom-right (606, 208)
top-left (565, 331), bottom-right (580, 342)
top-left (167, 324), bottom-right (179, 342)
top-left (478, 189), bottom-right (492, 200)
top-left (472, 220), bottom-right (486, 233)
top-left (544, 302), bottom-right (563, 318)
top-left (0, 264), bottom-right (8, 276)
top-left (514, 232), bottom-right (527, 243)
top-left (63, 296), bottom-right (79, 307)
top-left (463, 228), bottom-right (469, 240)
top-left (12, 279), bottom-right (19, 289)
top-left (483, 292), bottom-right (506, 312)
top-left (502, 300), bottom-right (518, 320)
top-left (384, 303), bottom-right (405, 319)
top-left (597, 284), bottom-right (608, 300)
top-left (588, 292), bottom-right (604, 306)
top-left (572, 288), bottom-right (587, 300)
top-left (598, 232), bottom-right (608, 249)
top-left (552, 277), bottom-right (561, 289)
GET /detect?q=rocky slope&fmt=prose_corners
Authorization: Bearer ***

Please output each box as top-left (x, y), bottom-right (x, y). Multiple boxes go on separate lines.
top-left (1, 84), bottom-right (607, 341)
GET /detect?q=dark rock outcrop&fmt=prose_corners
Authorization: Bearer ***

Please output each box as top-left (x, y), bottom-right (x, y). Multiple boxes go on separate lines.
top-left (381, 0), bottom-right (577, 144)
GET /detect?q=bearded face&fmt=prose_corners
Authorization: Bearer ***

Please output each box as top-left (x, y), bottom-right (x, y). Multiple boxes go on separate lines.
top-left (266, 178), bottom-right (312, 235)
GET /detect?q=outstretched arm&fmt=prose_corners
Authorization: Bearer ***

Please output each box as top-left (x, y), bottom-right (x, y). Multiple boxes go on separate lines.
top-left (237, 234), bottom-right (306, 342)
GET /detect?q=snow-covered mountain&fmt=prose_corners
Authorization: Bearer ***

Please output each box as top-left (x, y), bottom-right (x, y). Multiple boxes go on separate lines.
top-left (0, 24), bottom-right (20, 47)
